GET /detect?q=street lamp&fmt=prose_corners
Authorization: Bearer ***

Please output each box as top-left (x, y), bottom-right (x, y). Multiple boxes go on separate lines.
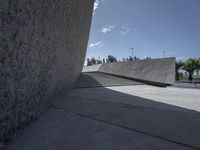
top-left (131, 48), bottom-right (133, 58)
top-left (162, 50), bottom-right (165, 58)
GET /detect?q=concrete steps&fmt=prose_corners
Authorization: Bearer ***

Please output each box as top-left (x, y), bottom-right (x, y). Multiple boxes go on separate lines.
top-left (74, 72), bottom-right (143, 88)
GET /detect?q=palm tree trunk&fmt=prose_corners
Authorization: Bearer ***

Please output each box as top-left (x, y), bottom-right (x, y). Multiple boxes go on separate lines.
top-left (188, 73), bottom-right (193, 81)
top-left (175, 71), bottom-right (179, 80)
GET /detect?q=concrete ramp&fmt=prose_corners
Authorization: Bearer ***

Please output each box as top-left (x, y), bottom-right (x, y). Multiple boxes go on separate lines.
top-left (74, 72), bottom-right (143, 88)
top-left (83, 58), bottom-right (175, 86)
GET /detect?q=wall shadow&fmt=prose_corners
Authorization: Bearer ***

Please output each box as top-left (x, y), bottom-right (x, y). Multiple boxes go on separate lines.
top-left (4, 72), bottom-right (200, 150)
top-left (67, 73), bottom-right (200, 149)
top-left (74, 72), bottom-right (144, 88)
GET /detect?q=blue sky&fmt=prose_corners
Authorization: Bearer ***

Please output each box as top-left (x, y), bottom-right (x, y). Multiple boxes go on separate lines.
top-left (86, 0), bottom-right (200, 62)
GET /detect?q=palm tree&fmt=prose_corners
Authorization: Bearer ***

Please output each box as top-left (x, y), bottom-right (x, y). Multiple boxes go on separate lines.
top-left (129, 56), bottom-right (133, 61)
top-left (87, 58), bottom-right (92, 66)
top-left (175, 61), bottom-right (184, 80)
top-left (183, 58), bottom-right (197, 81)
top-left (106, 55), bottom-right (117, 63)
top-left (102, 58), bottom-right (106, 63)
top-left (195, 58), bottom-right (200, 78)
top-left (91, 57), bottom-right (96, 65)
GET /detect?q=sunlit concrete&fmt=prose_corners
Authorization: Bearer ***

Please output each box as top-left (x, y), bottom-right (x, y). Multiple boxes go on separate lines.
top-left (106, 85), bottom-right (200, 112)
top-left (3, 73), bottom-right (200, 150)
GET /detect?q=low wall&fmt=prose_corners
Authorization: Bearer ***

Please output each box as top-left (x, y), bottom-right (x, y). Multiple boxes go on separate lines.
top-left (82, 64), bottom-right (102, 72)
top-left (0, 0), bottom-right (94, 142)
top-left (173, 82), bottom-right (200, 89)
top-left (83, 58), bottom-right (175, 85)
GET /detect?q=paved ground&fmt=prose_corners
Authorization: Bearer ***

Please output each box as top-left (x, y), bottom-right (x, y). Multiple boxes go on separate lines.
top-left (74, 72), bottom-right (143, 88)
top-left (2, 73), bottom-right (200, 150)
top-left (173, 81), bottom-right (200, 89)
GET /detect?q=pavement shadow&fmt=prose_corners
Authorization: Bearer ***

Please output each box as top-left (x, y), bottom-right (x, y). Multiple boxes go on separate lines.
top-left (4, 72), bottom-right (200, 150)
top-left (74, 72), bottom-right (143, 88)
top-left (68, 73), bottom-right (200, 149)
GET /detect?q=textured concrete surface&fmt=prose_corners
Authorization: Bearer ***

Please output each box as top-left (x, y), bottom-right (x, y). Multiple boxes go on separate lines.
top-left (0, 0), bottom-right (94, 141)
top-left (74, 72), bottom-right (143, 88)
top-left (106, 85), bottom-right (200, 112)
top-left (82, 64), bottom-right (102, 72)
top-left (173, 81), bottom-right (200, 89)
top-left (74, 73), bottom-right (200, 113)
top-left (3, 73), bottom-right (200, 150)
top-left (82, 58), bottom-right (176, 85)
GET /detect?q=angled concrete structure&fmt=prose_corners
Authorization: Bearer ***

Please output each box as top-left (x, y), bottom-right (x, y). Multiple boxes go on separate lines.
top-left (0, 0), bottom-right (94, 142)
top-left (83, 58), bottom-right (176, 85)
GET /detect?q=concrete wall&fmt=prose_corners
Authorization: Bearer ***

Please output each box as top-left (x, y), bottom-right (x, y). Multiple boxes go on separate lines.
top-left (83, 58), bottom-right (175, 85)
top-left (82, 64), bottom-right (102, 72)
top-left (0, 0), bottom-right (94, 141)
top-left (173, 82), bottom-right (200, 89)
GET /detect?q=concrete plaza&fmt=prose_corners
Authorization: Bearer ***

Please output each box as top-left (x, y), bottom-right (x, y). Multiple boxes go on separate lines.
top-left (3, 73), bottom-right (200, 150)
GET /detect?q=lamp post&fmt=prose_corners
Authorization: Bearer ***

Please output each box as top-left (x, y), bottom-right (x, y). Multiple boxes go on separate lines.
top-left (131, 48), bottom-right (133, 58)
top-left (162, 50), bottom-right (165, 58)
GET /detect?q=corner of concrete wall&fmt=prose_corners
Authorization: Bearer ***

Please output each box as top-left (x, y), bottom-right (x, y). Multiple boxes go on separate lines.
top-left (0, 0), bottom-right (94, 142)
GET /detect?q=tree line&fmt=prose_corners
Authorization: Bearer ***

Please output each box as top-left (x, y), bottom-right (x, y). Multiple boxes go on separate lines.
top-left (176, 58), bottom-right (200, 81)
top-left (86, 55), bottom-right (151, 66)
top-left (87, 56), bottom-right (200, 81)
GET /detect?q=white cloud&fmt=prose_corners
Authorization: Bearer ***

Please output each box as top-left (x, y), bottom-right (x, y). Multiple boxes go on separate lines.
top-left (176, 56), bottom-right (190, 61)
top-left (93, 0), bottom-right (100, 16)
top-left (93, 0), bottom-right (106, 16)
top-left (98, 23), bottom-right (133, 36)
top-left (88, 41), bottom-right (104, 48)
top-left (99, 25), bottom-right (115, 34)
top-left (120, 24), bottom-right (130, 36)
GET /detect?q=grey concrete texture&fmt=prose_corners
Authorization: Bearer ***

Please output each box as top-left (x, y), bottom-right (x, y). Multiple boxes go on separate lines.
top-left (0, 0), bottom-right (94, 142)
top-left (107, 85), bottom-right (200, 113)
top-left (74, 72), bottom-right (143, 88)
top-left (75, 73), bottom-right (200, 112)
top-left (173, 82), bottom-right (200, 89)
top-left (3, 73), bottom-right (200, 150)
top-left (82, 57), bottom-right (176, 85)
top-left (82, 64), bottom-right (102, 72)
